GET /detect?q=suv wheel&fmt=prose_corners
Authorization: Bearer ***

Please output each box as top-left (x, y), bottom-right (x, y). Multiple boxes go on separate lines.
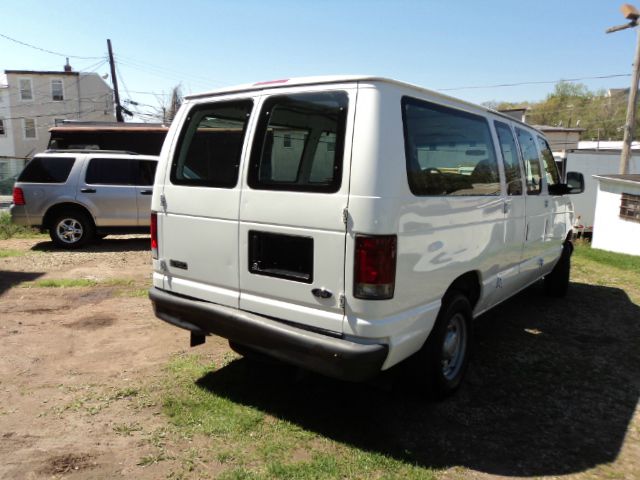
top-left (50, 211), bottom-right (95, 249)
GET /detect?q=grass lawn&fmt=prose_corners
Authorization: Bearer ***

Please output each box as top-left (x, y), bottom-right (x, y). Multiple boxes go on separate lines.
top-left (142, 242), bottom-right (640, 479)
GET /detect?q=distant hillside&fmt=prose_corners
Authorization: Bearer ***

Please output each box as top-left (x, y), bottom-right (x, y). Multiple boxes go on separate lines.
top-left (483, 82), bottom-right (635, 141)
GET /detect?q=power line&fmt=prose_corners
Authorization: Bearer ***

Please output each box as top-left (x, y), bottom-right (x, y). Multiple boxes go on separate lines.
top-left (0, 32), bottom-right (104, 60)
top-left (115, 54), bottom-right (225, 87)
top-left (438, 73), bottom-right (632, 91)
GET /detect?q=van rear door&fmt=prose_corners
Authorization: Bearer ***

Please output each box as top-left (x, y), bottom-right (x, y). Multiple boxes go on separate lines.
top-left (158, 98), bottom-right (254, 308)
top-left (238, 88), bottom-right (355, 333)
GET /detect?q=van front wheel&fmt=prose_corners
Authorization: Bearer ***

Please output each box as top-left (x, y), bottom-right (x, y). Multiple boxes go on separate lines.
top-left (417, 292), bottom-right (472, 399)
top-left (544, 242), bottom-right (572, 297)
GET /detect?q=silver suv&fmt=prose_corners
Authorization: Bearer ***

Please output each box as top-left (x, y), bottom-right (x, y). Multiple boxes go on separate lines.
top-left (10, 150), bottom-right (158, 248)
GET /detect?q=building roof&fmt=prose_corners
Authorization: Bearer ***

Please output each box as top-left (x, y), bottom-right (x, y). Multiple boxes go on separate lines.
top-left (49, 125), bottom-right (168, 133)
top-left (4, 69), bottom-right (79, 76)
top-left (578, 140), bottom-right (640, 150)
top-left (594, 174), bottom-right (640, 185)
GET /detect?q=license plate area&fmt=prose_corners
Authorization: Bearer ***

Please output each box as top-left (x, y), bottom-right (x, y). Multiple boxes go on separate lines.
top-left (249, 230), bottom-right (313, 283)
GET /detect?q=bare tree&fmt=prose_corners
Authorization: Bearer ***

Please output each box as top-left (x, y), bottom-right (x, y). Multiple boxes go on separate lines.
top-left (155, 84), bottom-right (183, 124)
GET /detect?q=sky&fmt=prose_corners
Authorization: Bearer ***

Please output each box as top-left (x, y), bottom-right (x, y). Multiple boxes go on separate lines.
top-left (1, 0), bottom-right (639, 120)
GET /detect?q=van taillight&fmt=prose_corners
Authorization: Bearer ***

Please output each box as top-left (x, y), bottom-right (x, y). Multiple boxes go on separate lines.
top-left (150, 212), bottom-right (158, 259)
top-left (13, 187), bottom-right (25, 206)
top-left (354, 235), bottom-right (397, 300)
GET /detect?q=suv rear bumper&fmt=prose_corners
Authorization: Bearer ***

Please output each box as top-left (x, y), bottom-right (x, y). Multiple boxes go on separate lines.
top-left (9, 205), bottom-right (32, 226)
top-left (149, 287), bottom-right (388, 382)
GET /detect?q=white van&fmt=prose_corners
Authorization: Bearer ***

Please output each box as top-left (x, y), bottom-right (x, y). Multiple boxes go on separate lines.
top-left (149, 76), bottom-right (584, 397)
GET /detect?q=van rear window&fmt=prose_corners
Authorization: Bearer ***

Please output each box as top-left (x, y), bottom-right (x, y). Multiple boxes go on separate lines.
top-left (171, 100), bottom-right (253, 188)
top-left (248, 91), bottom-right (348, 193)
top-left (18, 156), bottom-right (75, 183)
top-left (402, 97), bottom-right (500, 196)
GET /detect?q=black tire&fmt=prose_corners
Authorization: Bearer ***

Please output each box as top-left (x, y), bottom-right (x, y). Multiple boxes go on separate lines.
top-left (49, 210), bottom-right (95, 249)
top-left (415, 292), bottom-right (472, 399)
top-left (544, 242), bottom-right (572, 297)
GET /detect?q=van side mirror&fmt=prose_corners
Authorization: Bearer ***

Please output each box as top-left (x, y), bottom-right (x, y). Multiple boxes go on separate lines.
top-left (547, 171), bottom-right (585, 196)
top-left (566, 171), bottom-right (585, 194)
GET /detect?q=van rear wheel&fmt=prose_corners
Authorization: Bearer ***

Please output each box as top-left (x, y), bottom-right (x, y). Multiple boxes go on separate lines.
top-left (49, 211), bottom-right (95, 249)
top-left (416, 292), bottom-right (472, 399)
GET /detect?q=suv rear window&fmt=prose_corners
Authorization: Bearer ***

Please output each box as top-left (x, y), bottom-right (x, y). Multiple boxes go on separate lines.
top-left (248, 91), bottom-right (348, 193)
top-left (171, 100), bottom-right (253, 188)
top-left (18, 156), bottom-right (75, 183)
top-left (402, 97), bottom-right (500, 196)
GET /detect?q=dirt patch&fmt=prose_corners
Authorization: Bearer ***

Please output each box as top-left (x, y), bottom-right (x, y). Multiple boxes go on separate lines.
top-left (0, 236), bottom-right (190, 479)
top-left (65, 314), bottom-right (116, 330)
top-left (40, 453), bottom-right (97, 475)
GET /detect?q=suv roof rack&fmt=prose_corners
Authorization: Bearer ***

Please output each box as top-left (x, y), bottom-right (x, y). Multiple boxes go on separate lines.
top-left (43, 149), bottom-right (141, 155)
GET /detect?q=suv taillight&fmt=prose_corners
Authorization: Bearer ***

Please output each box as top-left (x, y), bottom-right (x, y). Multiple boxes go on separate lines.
top-left (150, 212), bottom-right (158, 259)
top-left (354, 235), bottom-right (397, 300)
top-left (13, 187), bottom-right (25, 206)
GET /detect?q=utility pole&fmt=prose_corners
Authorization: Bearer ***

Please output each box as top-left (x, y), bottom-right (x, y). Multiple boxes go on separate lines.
top-left (607, 4), bottom-right (640, 174)
top-left (107, 39), bottom-right (124, 123)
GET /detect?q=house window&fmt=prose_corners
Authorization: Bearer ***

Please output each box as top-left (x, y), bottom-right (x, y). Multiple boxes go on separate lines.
top-left (23, 118), bottom-right (37, 139)
top-left (19, 78), bottom-right (33, 101)
top-left (0, 118), bottom-right (5, 136)
top-left (620, 192), bottom-right (640, 223)
top-left (51, 79), bottom-right (64, 101)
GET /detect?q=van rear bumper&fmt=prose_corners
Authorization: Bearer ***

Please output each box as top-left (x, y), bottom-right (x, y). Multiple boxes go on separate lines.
top-left (149, 287), bottom-right (388, 382)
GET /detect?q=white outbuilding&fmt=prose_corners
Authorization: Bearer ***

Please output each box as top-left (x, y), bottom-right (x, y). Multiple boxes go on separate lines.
top-left (591, 174), bottom-right (640, 256)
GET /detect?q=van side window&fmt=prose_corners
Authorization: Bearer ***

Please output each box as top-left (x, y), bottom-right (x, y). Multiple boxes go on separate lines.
top-left (248, 91), bottom-right (348, 193)
top-left (537, 136), bottom-right (560, 187)
top-left (171, 100), bottom-right (253, 188)
top-left (494, 121), bottom-right (523, 195)
top-left (515, 128), bottom-right (542, 195)
top-left (402, 97), bottom-right (500, 196)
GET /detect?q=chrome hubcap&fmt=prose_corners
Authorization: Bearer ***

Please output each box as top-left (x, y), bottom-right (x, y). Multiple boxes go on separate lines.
top-left (56, 218), bottom-right (83, 244)
top-left (441, 312), bottom-right (467, 381)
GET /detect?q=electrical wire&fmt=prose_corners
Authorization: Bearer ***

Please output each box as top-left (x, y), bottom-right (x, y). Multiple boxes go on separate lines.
top-left (438, 73), bottom-right (632, 91)
top-left (0, 32), bottom-right (104, 60)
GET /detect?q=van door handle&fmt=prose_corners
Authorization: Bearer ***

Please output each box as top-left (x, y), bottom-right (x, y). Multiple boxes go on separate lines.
top-left (140, 189), bottom-right (153, 195)
top-left (80, 188), bottom-right (96, 193)
top-left (503, 201), bottom-right (511, 214)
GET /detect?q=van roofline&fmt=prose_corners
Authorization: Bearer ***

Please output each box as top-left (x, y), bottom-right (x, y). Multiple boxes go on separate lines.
top-left (184, 75), bottom-right (539, 132)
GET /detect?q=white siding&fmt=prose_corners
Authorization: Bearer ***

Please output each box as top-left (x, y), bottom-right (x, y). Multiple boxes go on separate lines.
top-left (592, 178), bottom-right (640, 256)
